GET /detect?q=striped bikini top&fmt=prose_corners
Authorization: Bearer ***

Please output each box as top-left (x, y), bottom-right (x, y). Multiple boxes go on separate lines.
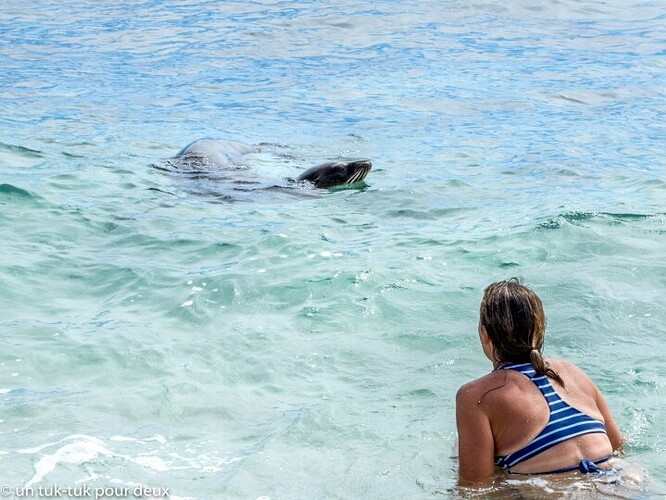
top-left (494, 362), bottom-right (607, 470)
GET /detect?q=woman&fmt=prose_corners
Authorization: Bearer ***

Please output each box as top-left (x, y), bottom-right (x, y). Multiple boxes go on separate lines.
top-left (456, 278), bottom-right (624, 485)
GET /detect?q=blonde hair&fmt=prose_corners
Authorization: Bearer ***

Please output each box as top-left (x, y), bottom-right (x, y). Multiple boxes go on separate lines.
top-left (480, 278), bottom-right (565, 387)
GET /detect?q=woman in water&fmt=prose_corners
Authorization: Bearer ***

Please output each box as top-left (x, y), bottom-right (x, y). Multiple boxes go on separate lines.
top-left (456, 278), bottom-right (624, 485)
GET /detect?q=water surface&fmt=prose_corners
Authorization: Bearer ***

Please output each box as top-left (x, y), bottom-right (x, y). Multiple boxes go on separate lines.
top-left (1, 0), bottom-right (664, 497)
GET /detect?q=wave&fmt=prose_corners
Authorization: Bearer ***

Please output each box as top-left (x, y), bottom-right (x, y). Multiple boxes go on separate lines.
top-left (0, 142), bottom-right (44, 158)
top-left (537, 211), bottom-right (665, 230)
top-left (0, 183), bottom-right (38, 201)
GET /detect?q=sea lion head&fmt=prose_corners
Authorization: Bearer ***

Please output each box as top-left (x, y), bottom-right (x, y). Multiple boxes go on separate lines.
top-left (296, 160), bottom-right (372, 188)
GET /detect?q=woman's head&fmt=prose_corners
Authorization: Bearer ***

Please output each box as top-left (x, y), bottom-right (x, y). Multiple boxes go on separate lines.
top-left (479, 278), bottom-right (546, 363)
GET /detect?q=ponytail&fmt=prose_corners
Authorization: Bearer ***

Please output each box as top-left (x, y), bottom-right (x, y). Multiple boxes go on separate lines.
top-left (529, 348), bottom-right (565, 388)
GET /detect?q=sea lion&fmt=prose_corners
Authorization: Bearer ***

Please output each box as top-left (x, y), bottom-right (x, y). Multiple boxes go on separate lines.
top-left (175, 139), bottom-right (256, 167)
top-left (174, 139), bottom-right (372, 189)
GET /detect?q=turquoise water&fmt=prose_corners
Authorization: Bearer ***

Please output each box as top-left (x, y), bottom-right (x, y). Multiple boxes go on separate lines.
top-left (1, 0), bottom-right (664, 497)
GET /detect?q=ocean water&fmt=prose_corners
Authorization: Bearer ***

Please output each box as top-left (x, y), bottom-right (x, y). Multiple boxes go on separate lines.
top-left (0, 0), bottom-right (664, 498)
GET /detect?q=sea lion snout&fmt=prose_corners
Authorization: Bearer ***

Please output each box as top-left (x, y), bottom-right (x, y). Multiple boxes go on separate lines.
top-left (346, 160), bottom-right (372, 184)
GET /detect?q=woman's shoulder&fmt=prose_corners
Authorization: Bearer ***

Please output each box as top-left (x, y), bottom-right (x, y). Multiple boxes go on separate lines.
top-left (546, 358), bottom-right (598, 389)
top-left (456, 370), bottom-right (506, 403)
top-left (546, 357), bottom-right (589, 376)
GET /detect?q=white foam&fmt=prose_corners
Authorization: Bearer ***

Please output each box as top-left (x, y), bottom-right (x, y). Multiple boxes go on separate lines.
top-left (109, 435), bottom-right (142, 443)
top-left (20, 433), bottom-right (239, 488)
top-left (109, 434), bottom-right (166, 444)
top-left (18, 433), bottom-right (101, 454)
top-left (146, 434), bottom-right (167, 444)
top-left (24, 435), bottom-right (114, 487)
top-left (135, 455), bottom-right (170, 471)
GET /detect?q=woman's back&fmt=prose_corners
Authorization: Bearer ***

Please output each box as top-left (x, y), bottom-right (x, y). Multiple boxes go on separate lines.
top-left (474, 359), bottom-right (618, 474)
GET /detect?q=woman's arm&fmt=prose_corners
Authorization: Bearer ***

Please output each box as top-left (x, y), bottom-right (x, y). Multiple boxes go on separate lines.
top-left (455, 383), bottom-right (496, 485)
top-left (595, 387), bottom-right (625, 453)
top-left (565, 360), bottom-right (625, 453)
